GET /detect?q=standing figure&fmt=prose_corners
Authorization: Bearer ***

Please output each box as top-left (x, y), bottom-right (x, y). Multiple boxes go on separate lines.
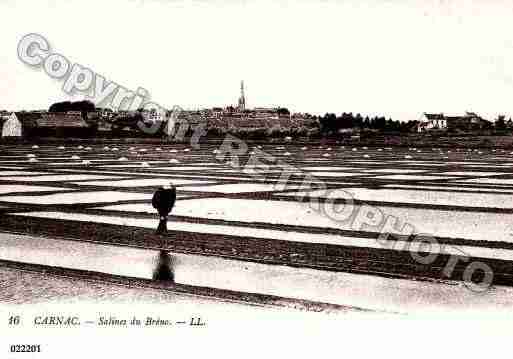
top-left (152, 183), bottom-right (177, 234)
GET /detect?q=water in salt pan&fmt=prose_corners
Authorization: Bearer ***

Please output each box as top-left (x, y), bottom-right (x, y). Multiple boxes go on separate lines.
top-left (0, 174), bottom-right (126, 182)
top-left (447, 161), bottom-right (490, 165)
top-left (179, 183), bottom-right (300, 193)
top-left (0, 185), bottom-right (73, 194)
top-left (383, 184), bottom-right (513, 193)
top-left (99, 164), bottom-right (157, 168)
top-left (310, 172), bottom-right (362, 177)
top-left (153, 166), bottom-right (219, 171)
top-left (0, 171), bottom-right (49, 176)
top-left (340, 187), bottom-right (513, 209)
top-left (41, 162), bottom-right (85, 167)
top-left (372, 174), bottom-right (456, 180)
top-left (0, 160), bottom-right (39, 164)
top-left (5, 229), bottom-right (510, 313)
top-left (302, 158), bottom-right (330, 162)
top-left (0, 234), bottom-right (158, 279)
top-left (303, 166), bottom-right (358, 171)
top-left (72, 178), bottom-right (215, 187)
top-left (97, 198), bottom-right (513, 243)
top-left (349, 160), bottom-right (384, 164)
top-left (456, 178), bottom-right (513, 185)
top-left (439, 171), bottom-right (505, 176)
top-left (407, 163), bottom-right (447, 167)
top-left (0, 190), bottom-right (150, 205)
top-left (0, 166), bottom-right (26, 170)
top-left (33, 157), bottom-right (78, 160)
top-left (276, 188), bottom-right (357, 198)
top-left (193, 162), bottom-right (224, 166)
top-left (361, 169), bottom-right (426, 174)
top-left (15, 210), bottom-right (513, 264)
top-left (467, 164), bottom-right (511, 168)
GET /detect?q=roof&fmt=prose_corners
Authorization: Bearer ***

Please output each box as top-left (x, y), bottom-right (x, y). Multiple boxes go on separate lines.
top-left (424, 112), bottom-right (487, 122)
top-left (13, 112), bottom-right (90, 128)
top-left (445, 116), bottom-right (468, 121)
top-left (14, 112), bottom-right (42, 127)
top-left (424, 113), bottom-right (444, 120)
top-left (37, 112), bottom-right (89, 128)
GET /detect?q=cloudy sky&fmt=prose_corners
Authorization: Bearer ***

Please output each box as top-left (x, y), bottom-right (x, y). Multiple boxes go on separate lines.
top-left (1, 0), bottom-right (513, 121)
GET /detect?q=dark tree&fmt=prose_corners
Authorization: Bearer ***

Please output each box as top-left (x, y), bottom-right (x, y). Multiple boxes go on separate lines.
top-left (277, 107), bottom-right (290, 115)
top-left (495, 115), bottom-right (506, 131)
top-left (49, 100), bottom-right (96, 115)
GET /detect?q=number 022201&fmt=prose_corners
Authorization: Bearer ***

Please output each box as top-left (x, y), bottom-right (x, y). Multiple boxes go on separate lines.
top-left (10, 344), bottom-right (41, 353)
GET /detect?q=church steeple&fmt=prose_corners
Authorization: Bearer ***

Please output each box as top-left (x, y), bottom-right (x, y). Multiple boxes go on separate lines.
top-left (238, 80), bottom-right (246, 111)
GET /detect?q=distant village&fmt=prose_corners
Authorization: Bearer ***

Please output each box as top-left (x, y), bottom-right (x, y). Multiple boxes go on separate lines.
top-left (1, 82), bottom-right (512, 140)
top-left (0, 81), bottom-right (318, 139)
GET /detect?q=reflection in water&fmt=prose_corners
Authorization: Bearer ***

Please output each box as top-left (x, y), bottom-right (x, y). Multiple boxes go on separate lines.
top-left (153, 250), bottom-right (174, 282)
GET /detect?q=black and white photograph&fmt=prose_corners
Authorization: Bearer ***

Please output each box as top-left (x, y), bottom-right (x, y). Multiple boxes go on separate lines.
top-left (1, 0), bottom-right (513, 357)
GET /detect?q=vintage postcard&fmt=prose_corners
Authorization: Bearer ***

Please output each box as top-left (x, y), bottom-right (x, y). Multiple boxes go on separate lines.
top-left (1, 0), bottom-right (512, 357)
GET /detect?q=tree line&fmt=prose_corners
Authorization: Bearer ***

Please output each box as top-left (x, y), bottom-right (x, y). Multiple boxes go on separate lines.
top-left (49, 100), bottom-right (96, 114)
top-left (319, 112), bottom-right (416, 135)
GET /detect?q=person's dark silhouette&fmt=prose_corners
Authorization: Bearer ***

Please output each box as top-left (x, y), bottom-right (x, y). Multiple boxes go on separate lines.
top-left (152, 184), bottom-right (177, 234)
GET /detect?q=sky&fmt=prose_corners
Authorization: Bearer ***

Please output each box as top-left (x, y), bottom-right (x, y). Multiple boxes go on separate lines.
top-left (2, 0), bottom-right (513, 122)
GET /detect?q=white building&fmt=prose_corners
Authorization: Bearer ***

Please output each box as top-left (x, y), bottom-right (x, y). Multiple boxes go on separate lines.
top-left (2, 112), bottom-right (23, 137)
top-left (417, 113), bottom-right (446, 132)
top-left (418, 112), bottom-right (489, 133)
